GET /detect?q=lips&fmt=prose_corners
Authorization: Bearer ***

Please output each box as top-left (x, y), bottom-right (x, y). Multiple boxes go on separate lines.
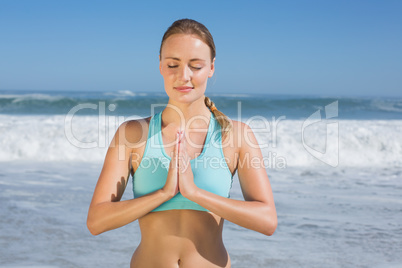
top-left (174, 86), bottom-right (193, 92)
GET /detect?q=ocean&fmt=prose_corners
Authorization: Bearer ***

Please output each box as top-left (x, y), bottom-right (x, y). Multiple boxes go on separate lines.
top-left (0, 90), bottom-right (401, 267)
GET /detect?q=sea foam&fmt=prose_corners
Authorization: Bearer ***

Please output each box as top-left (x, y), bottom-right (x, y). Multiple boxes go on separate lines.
top-left (1, 115), bottom-right (401, 167)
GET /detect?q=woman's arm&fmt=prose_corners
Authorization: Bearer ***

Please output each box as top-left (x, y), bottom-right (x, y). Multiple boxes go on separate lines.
top-left (86, 120), bottom-right (179, 235)
top-left (180, 122), bottom-right (277, 236)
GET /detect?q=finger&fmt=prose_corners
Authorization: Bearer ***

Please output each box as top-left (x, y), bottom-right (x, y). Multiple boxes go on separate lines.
top-left (178, 131), bottom-right (187, 154)
top-left (178, 133), bottom-right (191, 173)
top-left (180, 130), bottom-right (185, 142)
top-left (178, 130), bottom-right (184, 142)
top-left (178, 133), bottom-right (185, 159)
top-left (170, 132), bottom-right (179, 168)
top-left (175, 132), bottom-right (180, 165)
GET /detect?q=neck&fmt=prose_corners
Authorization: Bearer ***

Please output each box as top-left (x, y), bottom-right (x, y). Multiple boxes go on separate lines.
top-left (162, 96), bottom-right (211, 130)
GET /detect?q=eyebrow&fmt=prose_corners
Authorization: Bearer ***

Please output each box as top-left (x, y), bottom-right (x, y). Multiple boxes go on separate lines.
top-left (164, 57), bottom-right (206, 62)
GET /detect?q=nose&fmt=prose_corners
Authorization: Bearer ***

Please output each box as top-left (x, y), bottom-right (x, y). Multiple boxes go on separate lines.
top-left (178, 65), bottom-right (191, 82)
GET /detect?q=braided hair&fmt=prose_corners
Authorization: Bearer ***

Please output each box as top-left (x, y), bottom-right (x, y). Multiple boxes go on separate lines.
top-left (205, 96), bottom-right (232, 140)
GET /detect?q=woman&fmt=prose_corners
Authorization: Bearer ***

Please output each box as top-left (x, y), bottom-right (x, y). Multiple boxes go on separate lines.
top-left (87, 18), bottom-right (277, 268)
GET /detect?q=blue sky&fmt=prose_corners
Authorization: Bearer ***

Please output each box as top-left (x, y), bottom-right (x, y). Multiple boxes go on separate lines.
top-left (1, 0), bottom-right (401, 96)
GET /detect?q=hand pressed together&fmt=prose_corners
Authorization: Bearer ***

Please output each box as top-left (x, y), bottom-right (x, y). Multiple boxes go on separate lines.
top-left (177, 131), bottom-right (198, 198)
top-left (162, 131), bottom-right (198, 199)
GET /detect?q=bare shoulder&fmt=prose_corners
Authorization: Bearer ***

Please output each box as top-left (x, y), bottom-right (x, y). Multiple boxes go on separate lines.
top-left (226, 119), bottom-right (256, 149)
top-left (221, 119), bottom-right (261, 175)
top-left (221, 119), bottom-right (253, 156)
top-left (230, 119), bottom-right (250, 132)
top-left (114, 116), bottom-right (151, 147)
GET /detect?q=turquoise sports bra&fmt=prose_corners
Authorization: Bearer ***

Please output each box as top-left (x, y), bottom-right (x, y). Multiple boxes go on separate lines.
top-left (132, 111), bottom-right (233, 212)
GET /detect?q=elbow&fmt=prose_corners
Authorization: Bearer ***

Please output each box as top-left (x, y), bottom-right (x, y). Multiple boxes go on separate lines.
top-left (262, 216), bottom-right (277, 236)
top-left (87, 219), bottom-right (100, 236)
top-left (259, 207), bottom-right (277, 236)
top-left (87, 215), bottom-right (104, 236)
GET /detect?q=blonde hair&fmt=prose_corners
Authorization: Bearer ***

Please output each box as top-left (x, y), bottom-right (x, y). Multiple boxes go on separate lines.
top-left (161, 19), bottom-right (232, 139)
top-left (160, 18), bottom-right (215, 61)
top-left (205, 96), bottom-right (232, 139)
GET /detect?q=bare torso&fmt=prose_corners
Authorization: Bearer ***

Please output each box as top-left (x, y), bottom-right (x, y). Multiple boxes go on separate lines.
top-left (131, 210), bottom-right (230, 268)
top-left (128, 114), bottom-right (239, 268)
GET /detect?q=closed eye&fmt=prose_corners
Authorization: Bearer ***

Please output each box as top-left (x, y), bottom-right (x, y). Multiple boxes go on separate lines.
top-left (167, 65), bottom-right (202, 70)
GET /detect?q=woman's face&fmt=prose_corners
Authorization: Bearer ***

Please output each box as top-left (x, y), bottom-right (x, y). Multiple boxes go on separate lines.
top-left (159, 34), bottom-right (215, 104)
